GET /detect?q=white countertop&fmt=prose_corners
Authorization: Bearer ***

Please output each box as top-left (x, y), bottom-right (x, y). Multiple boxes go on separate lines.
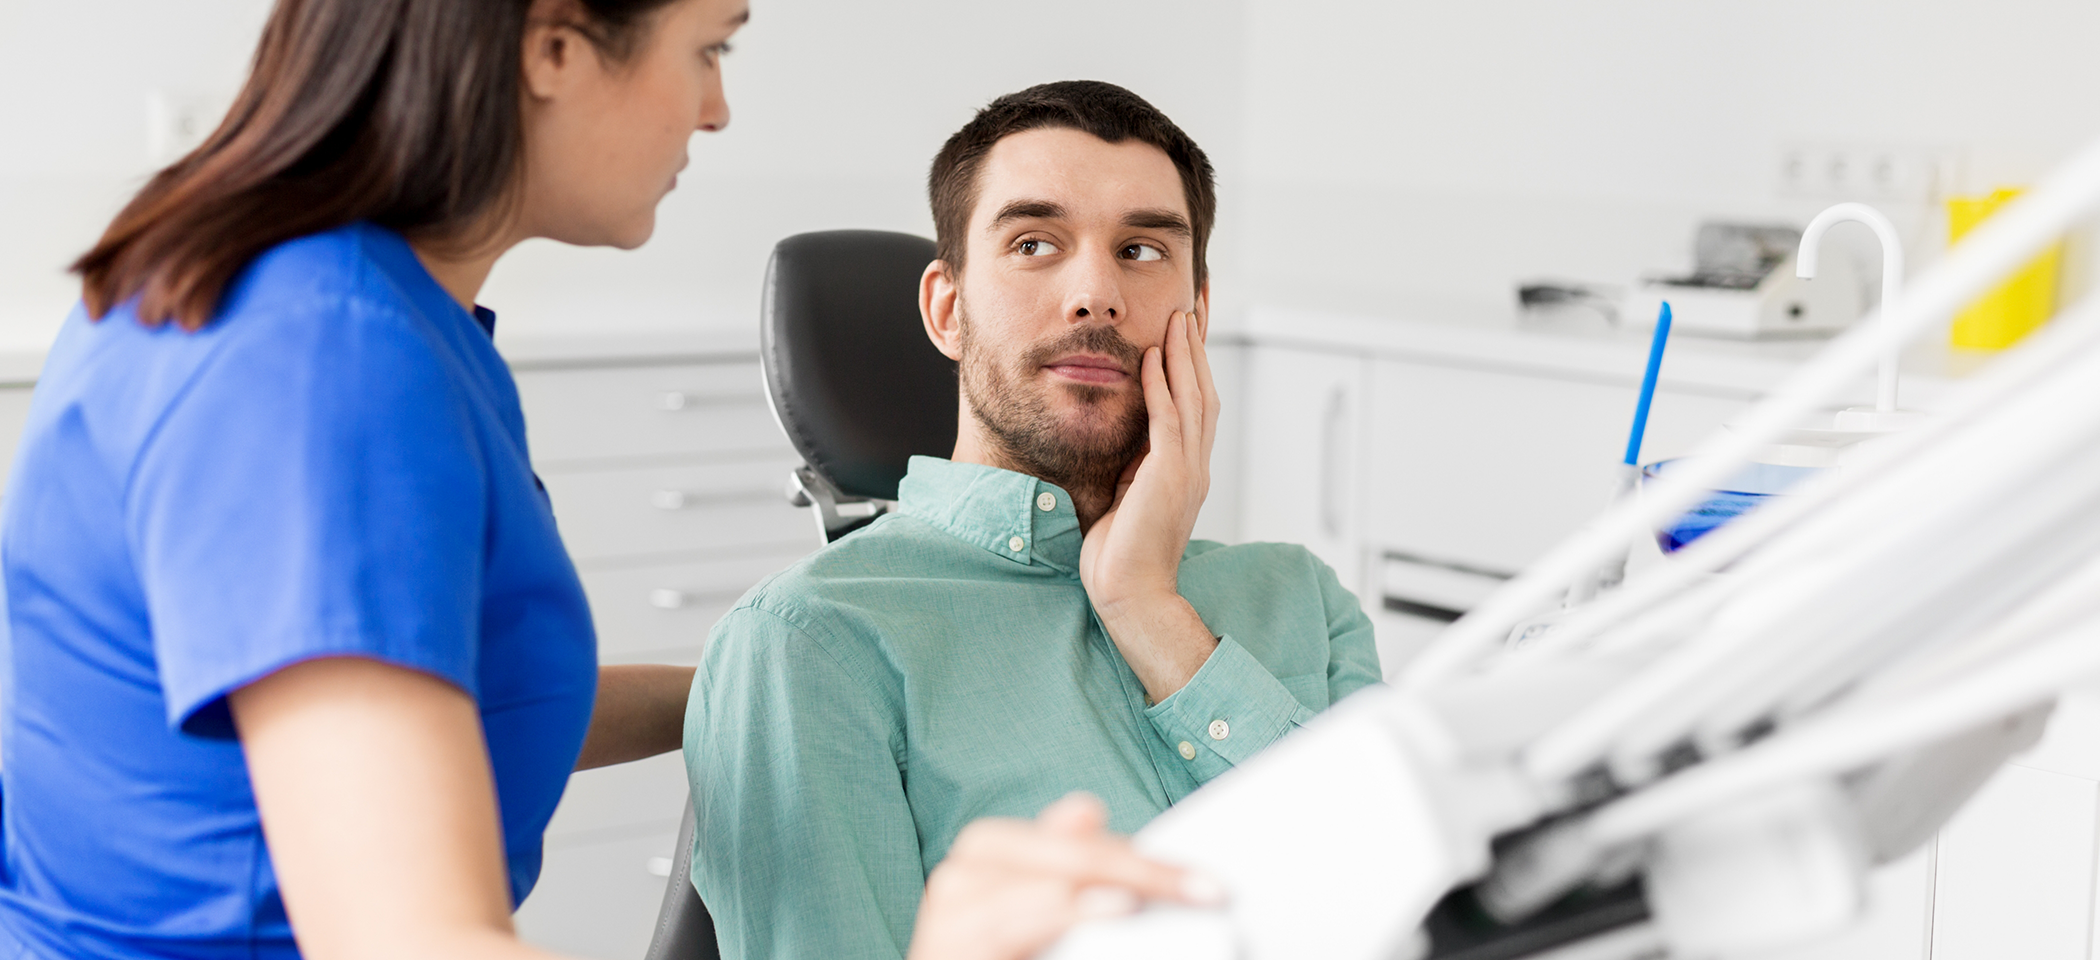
top-left (1229, 302), bottom-right (1990, 410)
top-left (0, 324), bottom-right (761, 388)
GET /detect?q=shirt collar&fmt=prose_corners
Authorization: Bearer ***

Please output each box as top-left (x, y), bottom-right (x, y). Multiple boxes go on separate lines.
top-left (897, 456), bottom-right (1083, 574)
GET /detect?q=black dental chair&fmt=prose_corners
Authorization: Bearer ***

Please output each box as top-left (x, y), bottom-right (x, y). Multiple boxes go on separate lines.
top-left (641, 230), bottom-right (951, 960)
top-left (766, 229), bottom-right (957, 543)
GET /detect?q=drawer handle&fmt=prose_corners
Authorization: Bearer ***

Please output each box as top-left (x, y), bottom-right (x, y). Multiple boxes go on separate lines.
top-left (651, 488), bottom-right (787, 511)
top-left (645, 856), bottom-right (675, 878)
top-left (649, 587), bottom-right (747, 611)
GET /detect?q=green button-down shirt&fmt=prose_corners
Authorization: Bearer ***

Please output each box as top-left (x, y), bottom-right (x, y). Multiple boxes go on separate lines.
top-left (684, 456), bottom-right (1381, 960)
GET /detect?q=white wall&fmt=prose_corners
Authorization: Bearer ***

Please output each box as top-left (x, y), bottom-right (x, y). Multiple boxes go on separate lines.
top-left (480, 0), bottom-right (1247, 341)
top-left (0, 0), bottom-right (1246, 346)
top-left (0, 0), bottom-right (273, 349)
top-left (1237, 0), bottom-right (2100, 321)
top-left (4, 0), bottom-right (2098, 345)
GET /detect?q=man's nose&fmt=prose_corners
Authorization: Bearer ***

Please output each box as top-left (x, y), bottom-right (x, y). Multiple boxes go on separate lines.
top-left (1065, 250), bottom-right (1126, 324)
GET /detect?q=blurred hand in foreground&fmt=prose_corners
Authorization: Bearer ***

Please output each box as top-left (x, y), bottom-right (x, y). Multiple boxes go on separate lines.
top-left (907, 792), bottom-right (1224, 960)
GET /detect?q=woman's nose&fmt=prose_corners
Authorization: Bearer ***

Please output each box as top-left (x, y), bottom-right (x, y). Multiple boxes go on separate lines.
top-left (697, 74), bottom-right (730, 133)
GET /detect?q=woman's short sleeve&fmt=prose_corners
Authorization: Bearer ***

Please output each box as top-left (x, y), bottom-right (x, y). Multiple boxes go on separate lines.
top-left (127, 296), bottom-right (489, 737)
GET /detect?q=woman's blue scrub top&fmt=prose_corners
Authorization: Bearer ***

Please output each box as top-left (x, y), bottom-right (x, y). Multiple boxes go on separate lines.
top-left (0, 223), bottom-right (598, 959)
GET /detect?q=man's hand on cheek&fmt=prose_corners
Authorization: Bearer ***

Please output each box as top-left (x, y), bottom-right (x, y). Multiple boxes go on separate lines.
top-left (1078, 310), bottom-right (1222, 703)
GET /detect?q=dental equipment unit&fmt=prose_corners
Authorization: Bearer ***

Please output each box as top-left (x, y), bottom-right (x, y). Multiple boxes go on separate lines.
top-left (1629, 222), bottom-right (1861, 339)
top-left (1044, 135), bottom-right (2100, 960)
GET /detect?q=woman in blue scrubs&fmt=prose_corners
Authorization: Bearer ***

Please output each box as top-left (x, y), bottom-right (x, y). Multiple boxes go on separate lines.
top-left (0, 0), bottom-right (1200, 958)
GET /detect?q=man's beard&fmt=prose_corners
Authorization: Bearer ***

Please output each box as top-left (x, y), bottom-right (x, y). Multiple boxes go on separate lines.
top-left (958, 305), bottom-right (1149, 504)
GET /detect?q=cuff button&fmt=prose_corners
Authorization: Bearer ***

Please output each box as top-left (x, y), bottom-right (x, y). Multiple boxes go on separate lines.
top-left (1178, 740), bottom-right (1197, 761)
top-left (1208, 719), bottom-right (1231, 741)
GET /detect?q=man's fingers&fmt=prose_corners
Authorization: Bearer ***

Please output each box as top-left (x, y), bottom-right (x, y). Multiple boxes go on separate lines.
top-left (1188, 309), bottom-right (1220, 464)
top-left (1163, 312), bottom-right (1203, 448)
top-left (1139, 345), bottom-right (1178, 448)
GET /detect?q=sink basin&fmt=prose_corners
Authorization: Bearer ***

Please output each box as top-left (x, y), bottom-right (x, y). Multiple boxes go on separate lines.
top-left (1641, 459), bottom-right (1824, 553)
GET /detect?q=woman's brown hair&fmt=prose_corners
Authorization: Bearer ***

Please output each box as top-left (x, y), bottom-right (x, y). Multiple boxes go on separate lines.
top-left (75, 0), bottom-right (679, 330)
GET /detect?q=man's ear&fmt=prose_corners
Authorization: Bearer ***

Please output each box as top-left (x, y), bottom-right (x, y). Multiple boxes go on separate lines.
top-left (920, 260), bottom-right (964, 362)
top-left (1193, 281), bottom-right (1212, 341)
top-left (520, 0), bottom-right (593, 101)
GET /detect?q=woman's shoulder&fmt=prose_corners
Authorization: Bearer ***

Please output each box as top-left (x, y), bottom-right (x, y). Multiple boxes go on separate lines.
top-left (35, 223), bottom-right (497, 469)
top-left (218, 222), bottom-right (452, 333)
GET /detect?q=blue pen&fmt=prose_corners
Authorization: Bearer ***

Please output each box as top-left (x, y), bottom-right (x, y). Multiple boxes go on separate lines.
top-left (1624, 302), bottom-right (1673, 467)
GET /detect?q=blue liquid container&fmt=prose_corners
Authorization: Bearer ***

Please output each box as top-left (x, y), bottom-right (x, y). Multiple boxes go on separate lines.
top-left (1641, 460), bottom-right (1824, 553)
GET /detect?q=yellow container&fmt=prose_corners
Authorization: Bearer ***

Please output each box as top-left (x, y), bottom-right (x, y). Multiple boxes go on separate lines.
top-left (1947, 188), bottom-right (2063, 351)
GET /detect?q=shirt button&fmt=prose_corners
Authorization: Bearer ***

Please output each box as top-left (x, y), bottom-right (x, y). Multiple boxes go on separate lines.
top-left (1037, 492), bottom-right (1057, 512)
top-left (1208, 719), bottom-right (1231, 741)
top-left (1178, 741), bottom-right (1197, 761)
top-left (1008, 535), bottom-right (1026, 552)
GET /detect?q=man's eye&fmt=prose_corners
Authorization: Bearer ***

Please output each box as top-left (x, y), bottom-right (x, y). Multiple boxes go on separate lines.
top-left (1121, 243), bottom-right (1166, 262)
top-left (1018, 239), bottom-right (1060, 257)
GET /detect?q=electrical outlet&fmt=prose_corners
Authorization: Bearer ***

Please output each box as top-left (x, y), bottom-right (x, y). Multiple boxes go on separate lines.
top-left (1778, 142), bottom-right (1965, 204)
top-left (146, 90), bottom-right (233, 167)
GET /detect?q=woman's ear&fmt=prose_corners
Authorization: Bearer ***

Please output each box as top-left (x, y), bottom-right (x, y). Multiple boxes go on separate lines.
top-left (520, 0), bottom-right (593, 101)
top-left (920, 260), bottom-right (964, 362)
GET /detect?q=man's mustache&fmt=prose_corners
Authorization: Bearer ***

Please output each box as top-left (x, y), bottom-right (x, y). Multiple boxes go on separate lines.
top-left (1021, 324), bottom-right (1147, 374)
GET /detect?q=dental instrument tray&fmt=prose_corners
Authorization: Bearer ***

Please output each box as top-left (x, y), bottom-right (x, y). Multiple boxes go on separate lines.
top-left (1626, 222), bottom-right (1863, 339)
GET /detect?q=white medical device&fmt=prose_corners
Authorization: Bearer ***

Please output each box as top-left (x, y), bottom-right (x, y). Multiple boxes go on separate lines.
top-left (1045, 136), bottom-right (2100, 960)
top-left (1628, 222), bottom-right (1863, 339)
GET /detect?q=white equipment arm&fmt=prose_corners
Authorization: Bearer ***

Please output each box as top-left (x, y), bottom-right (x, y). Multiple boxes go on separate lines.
top-left (1043, 135), bottom-right (2100, 960)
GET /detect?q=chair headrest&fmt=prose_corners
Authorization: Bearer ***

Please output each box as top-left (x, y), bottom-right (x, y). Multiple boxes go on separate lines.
top-left (761, 230), bottom-right (956, 502)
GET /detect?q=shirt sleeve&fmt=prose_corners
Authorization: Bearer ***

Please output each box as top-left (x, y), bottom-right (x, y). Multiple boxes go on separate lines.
top-left (687, 605), bottom-right (921, 960)
top-left (127, 300), bottom-right (488, 737)
top-left (1319, 557), bottom-right (1385, 704)
top-left (1145, 552), bottom-right (1384, 785)
top-left (1144, 635), bottom-right (1316, 783)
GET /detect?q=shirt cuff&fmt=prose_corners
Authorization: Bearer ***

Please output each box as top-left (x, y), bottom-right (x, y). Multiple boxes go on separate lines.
top-left (1144, 634), bottom-right (1316, 783)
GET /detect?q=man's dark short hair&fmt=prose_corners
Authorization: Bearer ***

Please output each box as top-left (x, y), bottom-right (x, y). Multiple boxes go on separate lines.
top-left (928, 80), bottom-right (1218, 290)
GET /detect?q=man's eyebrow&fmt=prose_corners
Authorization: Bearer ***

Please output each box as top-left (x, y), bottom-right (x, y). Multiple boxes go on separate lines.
top-left (1122, 209), bottom-right (1193, 238)
top-left (728, 8), bottom-right (751, 25)
top-left (987, 199), bottom-right (1069, 231)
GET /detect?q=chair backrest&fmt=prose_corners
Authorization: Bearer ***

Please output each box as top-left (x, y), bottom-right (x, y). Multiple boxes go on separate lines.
top-left (642, 798), bottom-right (718, 960)
top-left (761, 230), bottom-right (955, 504)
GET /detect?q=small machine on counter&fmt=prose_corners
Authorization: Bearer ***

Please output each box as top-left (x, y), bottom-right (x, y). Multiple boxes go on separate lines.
top-left (1627, 221), bottom-right (1864, 339)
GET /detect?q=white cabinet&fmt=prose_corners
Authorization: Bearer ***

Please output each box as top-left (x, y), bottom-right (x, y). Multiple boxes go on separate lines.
top-left (1932, 763), bottom-right (2100, 960)
top-left (1236, 333), bottom-right (1752, 674)
top-left (510, 354), bottom-right (813, 959)
top-left (516, 824), bottom-right (686, 960)
top-left (1364, 358), bottom-right (1749, 574)
top-left (1237, 345), bottom-right (1372, 593)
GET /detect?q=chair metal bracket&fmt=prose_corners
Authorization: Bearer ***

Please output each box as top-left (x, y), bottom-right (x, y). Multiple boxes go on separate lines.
top-left (785, 466), bottom-right (889, 543)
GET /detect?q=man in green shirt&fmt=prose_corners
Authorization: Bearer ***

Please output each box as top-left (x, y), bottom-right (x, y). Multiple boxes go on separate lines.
top-left (685, 80), bottom-right (1382, 960)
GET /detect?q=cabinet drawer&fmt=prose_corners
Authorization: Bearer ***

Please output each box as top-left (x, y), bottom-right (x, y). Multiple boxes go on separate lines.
top-left (544, 751), bottom-right (690, 843)
top-left (582, 551), bottom-right (812, 663)
top-left (516, 361), bottom-right (784, 465)
top-left (0, 387), bottom-right (31, 493)
top-left (1365, 359), bottom-right (1747, 572)
top-left (545, 458), bottom-right (812, 562)
top-left (516, 823), bottom-right (684, 960)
